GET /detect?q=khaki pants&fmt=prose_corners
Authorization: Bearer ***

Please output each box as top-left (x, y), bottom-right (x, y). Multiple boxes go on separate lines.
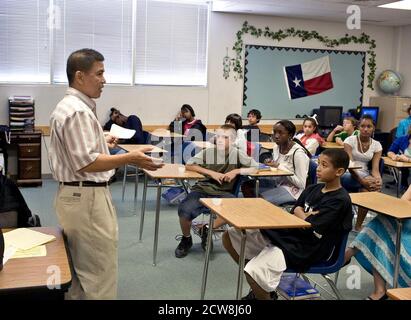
top-left (55, 185), bottom-right (118, 300)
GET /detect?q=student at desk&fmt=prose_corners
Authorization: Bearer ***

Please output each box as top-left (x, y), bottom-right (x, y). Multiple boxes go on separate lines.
top-left (223, 149), bottom-right (352, 300)
top-left (295, 116), bottom-right (324, 155)
top-left (242, 109), bottom-right (262, 142)
top-left (396, 105), bottom-right (411, 138)
top-left (103, 107), bottom-right (145, 144)
top-left (168, 104), bottom-right (206, 140)
top-left (342, 115), bottom-right (382, 232)
top-left (327, 117), bottom-right (359, 146)
top-left (387, 127), bottom-right (411, 190)
top-left (344, 185), bottom-right (411, 300)
top-left (242, 120), bottom-right (310, 205)
top-left (174, 124), bottom-right (258, 258)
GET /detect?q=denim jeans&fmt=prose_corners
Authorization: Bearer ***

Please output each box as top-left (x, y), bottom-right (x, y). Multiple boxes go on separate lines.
top-left (258, 178), bottom-right (296, 206)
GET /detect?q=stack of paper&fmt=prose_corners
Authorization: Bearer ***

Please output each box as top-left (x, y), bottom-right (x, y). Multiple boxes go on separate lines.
top-left (2, 229), bottom-right (56, 265)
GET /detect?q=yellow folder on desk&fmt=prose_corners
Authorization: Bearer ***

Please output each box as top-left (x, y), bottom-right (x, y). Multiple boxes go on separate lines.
top-left (3, 228), bottom-right (56, 250)
top-left (11, 245), bottom-right (47, 259)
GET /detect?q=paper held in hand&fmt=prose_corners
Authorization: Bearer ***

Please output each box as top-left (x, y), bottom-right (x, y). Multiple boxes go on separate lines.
top-left (109, 123), bottom-right (136, 139)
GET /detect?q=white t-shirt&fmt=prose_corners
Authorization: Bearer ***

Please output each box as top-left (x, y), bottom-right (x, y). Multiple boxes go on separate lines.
top-left (295, 133), bottom-right (319, 155)
top-left (271, 143), bottom-right (310, 199)
top-left (234, 129), bottom-right (248, 154)
top-left (344, 135), bottom-right (382, 177)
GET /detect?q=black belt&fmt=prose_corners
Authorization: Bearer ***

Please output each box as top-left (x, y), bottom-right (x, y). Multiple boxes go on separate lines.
top-left (60, 181), bottom-right (109, 187)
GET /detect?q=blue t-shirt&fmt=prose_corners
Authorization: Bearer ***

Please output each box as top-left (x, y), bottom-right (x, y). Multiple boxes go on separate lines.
top-left (388, 134), bottom-right (411, 154)
top-left (396, 116), bottom-right (411, 138)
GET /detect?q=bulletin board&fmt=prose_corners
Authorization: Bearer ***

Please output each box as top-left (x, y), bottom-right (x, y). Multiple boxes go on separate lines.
top-left (242, 45), bottom-right (365, 119)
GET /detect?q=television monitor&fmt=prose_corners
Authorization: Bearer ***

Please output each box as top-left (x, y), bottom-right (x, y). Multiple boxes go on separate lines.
top-left (318, 106), bottom-right (343, 128)
top-left (360, 106), bottom-right (379, 125)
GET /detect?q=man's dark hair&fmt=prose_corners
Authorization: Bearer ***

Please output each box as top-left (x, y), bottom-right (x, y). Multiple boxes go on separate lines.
top-left (225, 113), bottom-right (243, 130)
top-left (247, 109), bottom-right (262, 122)
top-left (321, 149), bottom-right (350, 171)
top-left (66, 48), bottom-right (104, 85)
top-left (181, 104), bottom-right (195, 117)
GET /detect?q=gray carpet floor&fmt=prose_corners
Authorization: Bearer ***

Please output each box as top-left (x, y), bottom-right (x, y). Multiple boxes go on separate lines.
top-left (19, 172), bottom-right (401, 300)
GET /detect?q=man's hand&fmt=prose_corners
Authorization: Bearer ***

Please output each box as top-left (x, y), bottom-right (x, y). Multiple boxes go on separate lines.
top-left (105, 134), bottom-right (119, 149)
top-left (222, 170), bottom-right (238, 183)
top-left (128, 150), bottom-right (164, 171)
top-left (209, 172), bottom-right (225, 185)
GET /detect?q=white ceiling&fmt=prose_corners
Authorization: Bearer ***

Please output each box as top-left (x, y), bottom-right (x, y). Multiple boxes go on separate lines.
top-left (212, 0), bottom-right (411, 26)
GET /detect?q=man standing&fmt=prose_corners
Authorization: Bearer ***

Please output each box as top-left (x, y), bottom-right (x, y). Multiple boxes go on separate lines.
top-left (49, 48), bottom-right (163, 299)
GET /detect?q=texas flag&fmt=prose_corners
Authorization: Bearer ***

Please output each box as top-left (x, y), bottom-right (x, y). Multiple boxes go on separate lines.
top-left (284, 56), bottom-right (333, 100)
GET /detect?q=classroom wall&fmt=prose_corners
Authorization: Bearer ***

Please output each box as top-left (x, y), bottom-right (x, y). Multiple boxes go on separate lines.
top-left (0, 12), bottom-right (401, 174)
top-left (397, 25), bottom-right (411, 97)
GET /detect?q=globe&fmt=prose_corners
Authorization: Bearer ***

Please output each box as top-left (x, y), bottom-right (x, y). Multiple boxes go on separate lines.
top-left (377, 70), bottom-right (402, 94)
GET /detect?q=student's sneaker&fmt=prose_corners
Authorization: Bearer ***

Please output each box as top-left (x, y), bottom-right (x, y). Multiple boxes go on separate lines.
top-left (200, 225), bottom-right (213, 252)
top-left (174, 235), bottom-right (193, 258)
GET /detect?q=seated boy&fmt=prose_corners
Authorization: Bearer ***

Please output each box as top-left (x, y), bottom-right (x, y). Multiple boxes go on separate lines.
top-left (175, 124), bottom-right (258, 258)
top-left (222, 148), bottom-right (352, 299)
top-left (242, 109), bottom-right (262, 142)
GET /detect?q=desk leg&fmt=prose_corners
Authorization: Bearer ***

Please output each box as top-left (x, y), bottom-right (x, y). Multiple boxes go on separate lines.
top-left (236, 230), bottom-right (247, 300)
top-left (181, 179), bottom-right (190, 195)
top-left (397, 169), bottom-right (402, 198)
top-left (134, 167), bottom-right (139, 203)
top-left (153, 180), bottom-right (162, 266)
top-left (255, 178), bottom-right (260, 198)
top-left (122, 164), bottom-right (127, 201)
top-left (393, 219), bottom-right (403, 288)
top-left (200, 211), bottom-right (214, 300)
top-left (139, 173), bottom-right (148, 242)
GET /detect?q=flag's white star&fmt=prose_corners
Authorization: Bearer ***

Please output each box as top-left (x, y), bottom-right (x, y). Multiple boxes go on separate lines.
top-left (293, 77), bottom-right (302, 88)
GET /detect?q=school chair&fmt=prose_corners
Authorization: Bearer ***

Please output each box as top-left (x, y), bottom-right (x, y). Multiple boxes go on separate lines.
top-left (281, 231), bottom-right (350, 300)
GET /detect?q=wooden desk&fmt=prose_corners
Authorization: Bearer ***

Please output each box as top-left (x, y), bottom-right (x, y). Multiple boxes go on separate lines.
top-left (141, 164), bottom-right (205, 265)
top-left (350, 192), bottom-right (411, 288)
top-left (118, 144), bottom-right (167, 202)
top-left (149, 129), bottom-right (185, 138)
top-left (199, 198), bottom-right (310, 300)
top-left (322, 142), bottom-right (344, 149)
top-left (0, 227), bottom-right (72, 298)
top-left (382, 156), bottom-right (411, 197)
top-left (247, 168), bottom-right (293, 197)
top-left (387, 288), bottom-right (411, 300)
top-left (259, 142), bottom-right (276, 150)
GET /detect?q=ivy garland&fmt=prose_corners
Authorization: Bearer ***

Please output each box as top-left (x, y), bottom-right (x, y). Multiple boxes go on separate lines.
top-left (228, 21), bottom-right (377, 90)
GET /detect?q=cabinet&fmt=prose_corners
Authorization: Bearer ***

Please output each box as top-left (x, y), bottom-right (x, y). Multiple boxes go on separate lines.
top-left (369, 96), bottom-right (411, 132)
top-left (12, 131), bottom-right (42, 186)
